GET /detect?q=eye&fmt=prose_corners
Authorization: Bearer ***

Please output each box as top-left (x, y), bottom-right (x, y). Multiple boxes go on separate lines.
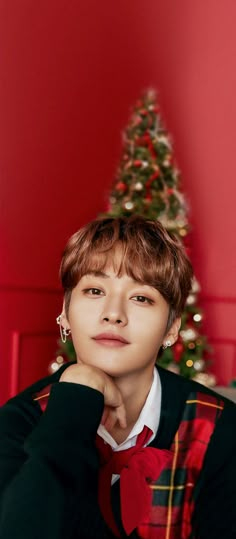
top-left (83, 288), bottom-right (104, 296)
top-left (132, 295), bottom-right (154, 304)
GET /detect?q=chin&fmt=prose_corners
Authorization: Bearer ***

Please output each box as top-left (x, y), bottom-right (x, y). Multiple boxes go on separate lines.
top-left (96, 363), bottom-right (127, 378)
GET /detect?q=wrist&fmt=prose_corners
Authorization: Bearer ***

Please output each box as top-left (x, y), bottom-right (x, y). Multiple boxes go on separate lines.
top-left (59, 364), bottom-right (105, 394)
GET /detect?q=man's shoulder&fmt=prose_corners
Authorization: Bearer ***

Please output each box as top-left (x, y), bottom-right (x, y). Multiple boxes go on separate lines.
top-left (157, 364), bottom-right (236, 409)
top-left (0, 363), bottom-right (76, 436)
top-left (20, 361), bottom-right (72, 397)
top-left (0, 362), bottom-right (73, 416)
top-left (156, 366), bottom-right (236, 464)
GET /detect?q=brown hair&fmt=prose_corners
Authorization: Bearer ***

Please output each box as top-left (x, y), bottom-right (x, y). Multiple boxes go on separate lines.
top-left (60, 216), bottom-right (193, 328)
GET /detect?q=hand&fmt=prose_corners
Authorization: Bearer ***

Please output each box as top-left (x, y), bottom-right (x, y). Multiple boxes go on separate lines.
top-left (59, 364), bottom-right (127, 431)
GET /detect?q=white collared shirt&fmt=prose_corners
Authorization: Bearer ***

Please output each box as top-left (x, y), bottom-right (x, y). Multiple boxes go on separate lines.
top-left (97, 367), bottom-right (161, 483)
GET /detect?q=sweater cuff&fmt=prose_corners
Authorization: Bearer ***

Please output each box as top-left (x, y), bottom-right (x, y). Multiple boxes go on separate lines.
top-left (24, 383), bottom-right (104, 480)
top-left (39, 382), bottom-right (104, 435)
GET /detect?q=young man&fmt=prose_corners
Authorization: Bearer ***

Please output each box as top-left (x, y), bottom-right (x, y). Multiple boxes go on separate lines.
top-left (0, 216), bottom-right (235, 539)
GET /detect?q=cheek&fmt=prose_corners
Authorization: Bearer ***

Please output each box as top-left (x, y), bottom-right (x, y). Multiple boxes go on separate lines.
top-left (69, 316), bottom-right (88, 336)
top-left (69, 299), bottom-right (96, 326)
top-left (137, 325), bottom-right (166, 359)
top-left (68, 306), bottom-right (100, 348)
top-left (132, 311), bottom-right (168, 339)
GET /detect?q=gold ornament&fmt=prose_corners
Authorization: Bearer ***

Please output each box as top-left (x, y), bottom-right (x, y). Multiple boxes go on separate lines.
top-left (186, 359), bottom-right (194, 368)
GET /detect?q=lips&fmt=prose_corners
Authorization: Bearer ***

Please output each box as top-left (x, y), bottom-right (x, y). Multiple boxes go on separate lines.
top-left (93, 333), bottom-right (130, 346)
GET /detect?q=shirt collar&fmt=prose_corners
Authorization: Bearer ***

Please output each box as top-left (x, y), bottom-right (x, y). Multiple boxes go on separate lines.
top-left (97, 367), bottom-right (162, 450)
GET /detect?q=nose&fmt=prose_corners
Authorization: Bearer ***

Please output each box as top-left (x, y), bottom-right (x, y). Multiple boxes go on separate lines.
top-left (100, 296), bottom-right (128, 326)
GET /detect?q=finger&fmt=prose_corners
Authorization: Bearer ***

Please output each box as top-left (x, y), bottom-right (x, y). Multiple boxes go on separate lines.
top-left (103, 379), bottom-right (127, 430)
top-left (103, 379), bottom-right (123, 409)
top-left (115, 403), bottom-right (127, 429)
top-left (101, 406), bottom-right (109, 426)
top-left (103, 404), bottom-right (127, 431)
top-left (103, 408), bottom-right (118, 431)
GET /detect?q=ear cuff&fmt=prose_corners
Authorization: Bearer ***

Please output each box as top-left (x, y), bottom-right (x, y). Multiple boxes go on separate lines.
top-left (56, 315), bottom-right (71, 343)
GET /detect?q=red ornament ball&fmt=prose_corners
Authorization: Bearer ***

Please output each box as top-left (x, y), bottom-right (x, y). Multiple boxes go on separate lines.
top-left (144, 195), bottom-right (152, 204)
top-left (133, 115), bottom-right (142, 126)
top-left (173, 342), bottom-right (184, 363)
top-left (133, 159), bottom-right (142, 167)
top-left (116, 182), bottom-right (127, 193)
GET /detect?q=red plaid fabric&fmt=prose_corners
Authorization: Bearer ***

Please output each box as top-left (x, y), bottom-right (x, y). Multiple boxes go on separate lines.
top-left (33, 385), bottom-right (51, 412)
top-left (137, 391), bottom-right (224, 539)
top-left (34, 386), bottom-right (224, 539)
top-left (96, 426), bottom-right (172, 536)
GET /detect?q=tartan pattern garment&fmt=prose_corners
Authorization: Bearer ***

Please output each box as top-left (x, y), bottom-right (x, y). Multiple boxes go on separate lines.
top-left (33, 385), bottom-right (51, 412)
top-left (136, 392), bottom-right (224, 539)
top-left (96, 426), bottom-right (172, 536)
top-left (33, 386), bottom-right (224, 539)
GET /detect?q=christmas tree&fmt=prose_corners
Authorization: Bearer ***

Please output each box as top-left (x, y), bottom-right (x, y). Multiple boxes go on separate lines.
top-left (53, 89), bottom-right (215, 386)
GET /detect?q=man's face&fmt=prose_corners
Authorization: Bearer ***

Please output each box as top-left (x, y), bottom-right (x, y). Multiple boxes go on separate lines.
top-left (63, 255), bottom-right (178, 381)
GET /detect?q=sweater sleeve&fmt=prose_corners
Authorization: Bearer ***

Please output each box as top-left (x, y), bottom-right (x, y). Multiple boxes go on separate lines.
top-left (0, 382), bottom-right (110, 539)
top-left (193, 402), bottom-right (236, 539)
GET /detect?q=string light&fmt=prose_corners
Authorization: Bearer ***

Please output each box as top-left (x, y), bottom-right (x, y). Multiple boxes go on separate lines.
top-left (193, 313), bottom-right (202, 322)
top-left (186, 359), bottom-right (194, 368)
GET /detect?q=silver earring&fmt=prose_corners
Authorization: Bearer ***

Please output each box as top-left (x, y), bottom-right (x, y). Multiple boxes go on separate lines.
top-left (162, 340), bottom-right (171, 350)
top-left (56, 315), bottom-right (71, 344)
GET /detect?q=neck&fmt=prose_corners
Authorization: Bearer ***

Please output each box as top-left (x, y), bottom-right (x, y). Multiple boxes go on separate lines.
top-left (109, 367), bottom-right (155, 440)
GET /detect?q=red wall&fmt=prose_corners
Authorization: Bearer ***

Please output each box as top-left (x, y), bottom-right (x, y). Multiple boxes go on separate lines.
top-left (1, 0), bottom-right (236, 403)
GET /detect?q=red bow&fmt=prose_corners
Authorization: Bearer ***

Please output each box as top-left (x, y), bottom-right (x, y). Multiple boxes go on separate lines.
top-left (96, 427), bottom-right (172, 536)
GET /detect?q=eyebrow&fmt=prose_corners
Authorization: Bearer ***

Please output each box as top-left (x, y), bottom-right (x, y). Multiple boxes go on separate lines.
top-left (85, 271), bottom-right (110, 279)
top-left (84, 270), bottom-right (149, 286)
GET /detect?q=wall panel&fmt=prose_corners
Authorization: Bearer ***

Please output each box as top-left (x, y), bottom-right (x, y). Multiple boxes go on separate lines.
top-left (201, 296), bottom-right (236, 385)
top-left (0, 286), bottom-right (62, 404)
top-left (1, 0), bottom-right (236, 402)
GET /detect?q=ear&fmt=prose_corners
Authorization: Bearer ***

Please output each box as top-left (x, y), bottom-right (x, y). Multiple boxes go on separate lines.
top-left (162, 317), bottom-right (181, 348)
top-left (60, 301), bottom-right (71, 330)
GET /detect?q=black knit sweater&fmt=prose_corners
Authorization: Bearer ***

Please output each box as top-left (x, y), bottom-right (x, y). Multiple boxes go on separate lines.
top-left (0, 363), bottom-right (236, 538)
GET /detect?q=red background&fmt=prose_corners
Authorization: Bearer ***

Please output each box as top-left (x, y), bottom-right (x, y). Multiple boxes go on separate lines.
top-left (1, 0), bottom-right (236, 404)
